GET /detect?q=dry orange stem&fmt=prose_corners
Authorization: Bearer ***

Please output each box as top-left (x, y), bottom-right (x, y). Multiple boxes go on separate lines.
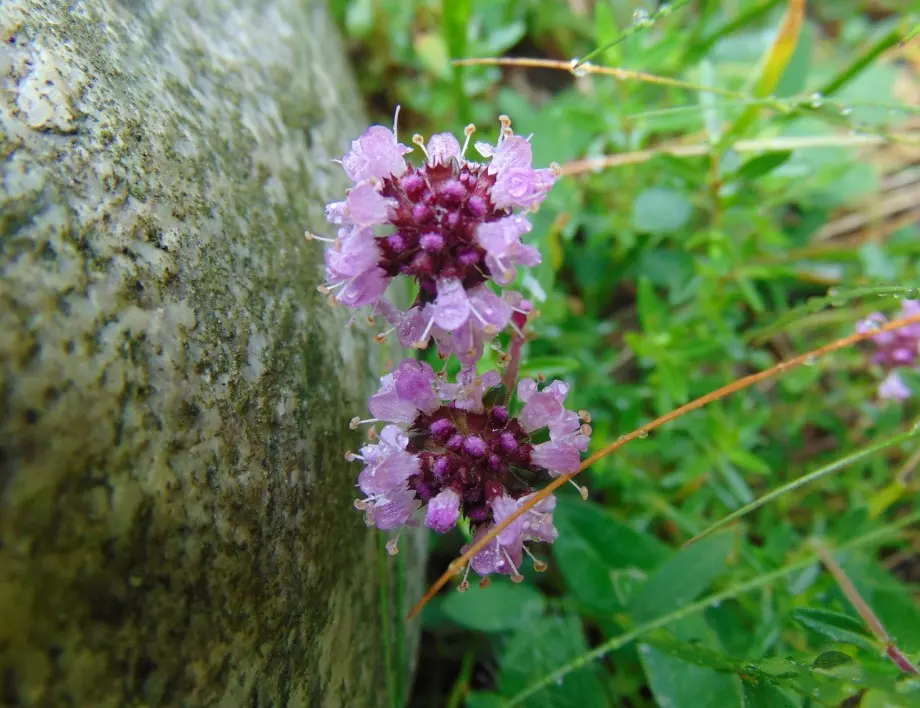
top-left (452, 57), bottom-right (745, 99)
top-left (407, 310), bottom-right (920, 619)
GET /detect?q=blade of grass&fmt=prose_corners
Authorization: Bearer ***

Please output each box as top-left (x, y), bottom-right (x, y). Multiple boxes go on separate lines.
top-left (746, 285), bottom-right (920, 345)
top-left (504, 512), bottom-right (920, 706)
top-left (901, 24), bottom-right (920, 48)
top-left (814, 21), bottom-right (907, 99)
top-left (557, 133), bottom-right (896, 176)
top-left (573, 0), bottom-right (691, 68)
top-left (407, 311), bottom-right (920, 620)
top-left (686, 0), bottom-right (785, 63)
top-left (721, 0), bottom-right (806, 141)
top-left (442, 0), bottom-right (472, 123)
top-left (684, 426), bottom-right (920, 547)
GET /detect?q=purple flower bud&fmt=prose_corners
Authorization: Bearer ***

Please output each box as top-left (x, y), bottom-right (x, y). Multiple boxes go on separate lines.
top-left (463, 435), bottom-right (487, 457)
top-left (401, 172), bottom-right (426, 197)
top-left (467, 506), bottom-right (489, 522)
top-left (420, 232), bottom-right (445, 252)
top-left (500, 431), bottom-right (518, 452)
top-left (433, 455), bottom-right (451, 480)
top-left (387, 233), bottom-right (408, 253)
top-left (466, 195), bottom-right (486, 217)
top-left (458, 248), bottom-right (480, 267)
top-left (411, 203), bottom-right (432, 223)
top-left (490, 405), bottom-right (509, 425)
top-left (447, 433), bottom-right (464, 451)
top-left (440, 179), bottom-right (467, 204)
top-left (430, 418), bottom-right (454, 439)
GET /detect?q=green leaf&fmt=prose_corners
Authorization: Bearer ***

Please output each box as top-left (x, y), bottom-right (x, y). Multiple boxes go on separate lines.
top-left (465, 693), bottom-right (505, 708)
top-left (482, 383), bottom-right (508, 408)
top-left (628, 532), bottom-right (734, 623)
top-left (414, 32), bottom-right (451, 79)
top-left (639, 643), bottom-right (741, 708)
top-left (499, 615), bottom-right (606, 708)
top-left (740, 677), bottom-right (799, 708)
top-left (735, 151), bottom-right (793, 181)
top-left (441, 580), bottom-right (546, 632)
top-left (553, 498), bottom-right (668, 613)
top-left (632, 187), bottom-right (693, 235)
top-left (774, 20), bottom-right (815, 97)
top-left (812, 650), bottom-right (853, 670)
top-left (792, 608), bottom-right (876, 650)
top-left (636, 276), bottom-right (668, 332)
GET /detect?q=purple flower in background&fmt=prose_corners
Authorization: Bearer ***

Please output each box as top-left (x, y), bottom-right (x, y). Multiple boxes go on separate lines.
top-left (348, 359), bottom-right (590, 580)
top-left (857, 300), bottom-right (920, 401)
top-left (317, 110), bottom-right (556, 350)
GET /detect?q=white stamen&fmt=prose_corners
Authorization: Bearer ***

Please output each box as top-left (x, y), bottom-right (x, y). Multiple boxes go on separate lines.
top-left (467, 302), bottom-right (491, 328)
top-left (578, 410), bottom-right (592, 423)
top-left (457, 561), bottom-right (472, 592)
top-left (461, 124), bottom-right (476, 158)
top-left (412, 134), bottom-right (429, 159)
top-left (344, 450), bottom-right (365, 462)
top-left (580, 423), bottom-right (592, 436)
top-left (350, 417), bottom-right (379, 429)
top-left (523, 544), bottom-right (548, 572)
top-left (509, 319), bottom-right (524, 338)
top-left (374, 326), bottom-right (396, 344)
top-left (353, 498), bottom-right (367, 510)
top-left (413, 315), bottom-right (435, 349)
top-left (502, 547), bottom-right (524, 583)
top-left (386, 533), bottom-right (401, 556)
top-left (304, 231), bottom-right (336, 243)
top-left (568, 479), bottom-right (589, 500)
top-left (392, 104), bottom-right (402, 143)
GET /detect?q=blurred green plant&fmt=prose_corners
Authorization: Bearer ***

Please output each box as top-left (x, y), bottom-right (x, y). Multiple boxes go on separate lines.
top-left (329, 0), bottom-right (920, 705)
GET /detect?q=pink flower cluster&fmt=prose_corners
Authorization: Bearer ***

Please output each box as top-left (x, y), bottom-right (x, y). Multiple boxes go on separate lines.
top-left (857, 300), bottom-right (920, 401)
top-left (318, 110), bottom-right (590, 586)
top-left (320, 111), bottom-right (555, 362)
top-left (351, 360), bottom-right (590, 581)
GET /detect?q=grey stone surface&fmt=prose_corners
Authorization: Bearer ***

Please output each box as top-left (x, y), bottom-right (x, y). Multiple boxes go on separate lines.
top-left (0, 1), bottom-right (423, 705)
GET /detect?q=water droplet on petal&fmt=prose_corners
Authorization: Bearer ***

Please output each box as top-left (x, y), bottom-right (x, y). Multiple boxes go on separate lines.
top-left (810, 92), bottom-right (824, 108)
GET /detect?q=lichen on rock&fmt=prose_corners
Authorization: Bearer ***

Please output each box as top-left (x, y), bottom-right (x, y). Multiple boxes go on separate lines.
top-left (0, 1), bottom-right (423, 705)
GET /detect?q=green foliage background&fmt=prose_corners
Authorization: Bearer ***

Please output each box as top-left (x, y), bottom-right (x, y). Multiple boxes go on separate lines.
top-left (330, 1), bottom-right (920, 705)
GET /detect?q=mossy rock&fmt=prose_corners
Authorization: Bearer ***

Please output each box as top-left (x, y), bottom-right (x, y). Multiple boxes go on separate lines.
top-left (0, 1), bottom-right (423, 705)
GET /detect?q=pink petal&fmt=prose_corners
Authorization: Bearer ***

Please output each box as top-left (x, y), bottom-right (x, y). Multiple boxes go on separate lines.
top-left (426, 133), bottom-right (462, 164)
top-left (517, 378), bottom-right (537, 403)
top-left (345, 183), bottom-right (394, 225)
top-left (372, 489), bottom-right (419, 530)
top-left (489, 135), bottom-right (533, 174)
top-left (341, 125), bottom-right (410, 182)
top-left (394, 359), bottom-right (439, 414)
top-left (879, 371), bottom-right (911, 401)
top-left (425, 488), bottom-right (461, 533)
top-left (368, 374), bottom-right (419, 424)
top-left (433, 278), bottom-right (471, 331)
top-left (531, 440), bottom-right (581, 476)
